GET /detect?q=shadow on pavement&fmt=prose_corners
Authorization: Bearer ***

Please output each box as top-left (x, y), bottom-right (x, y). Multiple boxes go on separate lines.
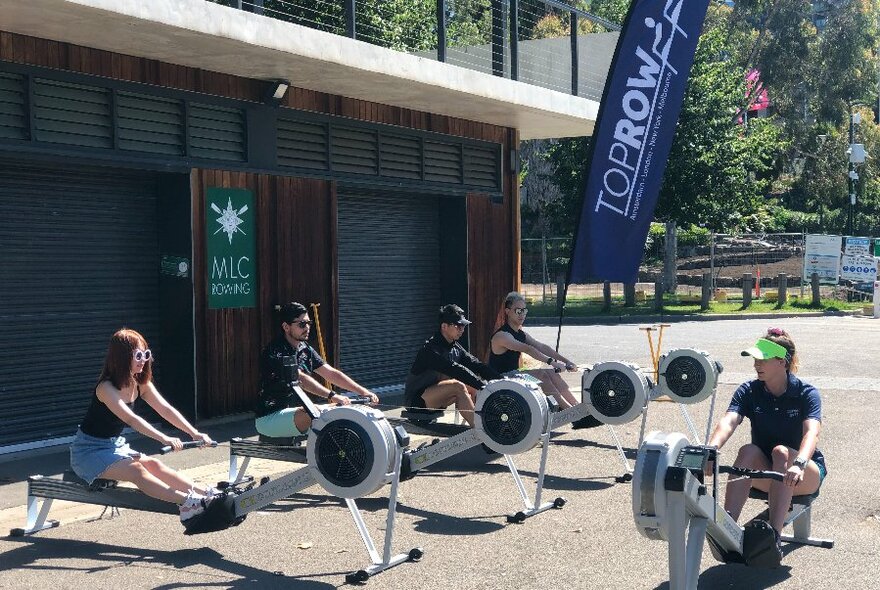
top-left (549, 436), bottom-right (638, 457)
top-left (1, 536), bottom-right (339, 589)
top-left (652, 563), bottom-right (793, 589)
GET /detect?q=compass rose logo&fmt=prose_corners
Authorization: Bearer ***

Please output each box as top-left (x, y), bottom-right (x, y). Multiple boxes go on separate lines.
top-left (211, 198), bottom-right (249, 245)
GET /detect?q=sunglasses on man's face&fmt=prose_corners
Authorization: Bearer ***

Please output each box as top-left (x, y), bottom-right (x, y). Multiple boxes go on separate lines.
top-left (512, 307), bottom-right (528, 316)
top-left (295, 320), bottom-right (312, 329)
top-left (133, 349), bottom-right (152, 362)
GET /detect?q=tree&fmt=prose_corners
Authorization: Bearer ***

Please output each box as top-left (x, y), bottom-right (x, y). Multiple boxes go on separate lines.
top-left (726, 0), bottom-right (880, 232)
top-left (656, 21), bottom-right (787, 232)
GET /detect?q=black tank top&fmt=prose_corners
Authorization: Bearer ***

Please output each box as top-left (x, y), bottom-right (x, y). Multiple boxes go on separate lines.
top-left (79, 383), bottom-right (138, 438)
top-left (488, 324), bottom-right (527, 373)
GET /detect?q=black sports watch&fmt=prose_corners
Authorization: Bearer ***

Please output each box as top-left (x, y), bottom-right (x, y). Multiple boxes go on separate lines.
top-left (793, 457), bottom-right (807, 469)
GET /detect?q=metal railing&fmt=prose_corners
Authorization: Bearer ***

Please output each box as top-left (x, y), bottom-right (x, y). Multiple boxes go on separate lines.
top-left (524, 232), bottom-right (877, 306)
top-left (209, 0), bottom-right (620, 98)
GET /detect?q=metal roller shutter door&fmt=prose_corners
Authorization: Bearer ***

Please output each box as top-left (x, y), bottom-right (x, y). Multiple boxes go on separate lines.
top-left (0, 161), bottom-right (162, 447)
top-left (337, 191), bottom-right (441, 388)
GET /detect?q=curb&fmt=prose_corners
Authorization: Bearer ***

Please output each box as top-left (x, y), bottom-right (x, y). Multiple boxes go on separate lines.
top-left (526, 309), bottom-right (864, 326)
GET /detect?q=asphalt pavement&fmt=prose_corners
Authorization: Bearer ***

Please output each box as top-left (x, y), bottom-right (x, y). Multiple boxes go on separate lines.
top-left (1, 316), bottom-right (878, 589)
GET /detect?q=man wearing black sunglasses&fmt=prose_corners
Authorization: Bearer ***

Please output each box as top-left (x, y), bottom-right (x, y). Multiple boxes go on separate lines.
top-left (255, 302), bottom-right (378, 438)
top-left (403, 304), bottom-right (501, 427)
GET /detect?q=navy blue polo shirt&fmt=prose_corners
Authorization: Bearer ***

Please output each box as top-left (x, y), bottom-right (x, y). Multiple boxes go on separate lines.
top-left (727, 373), bottom-right (826, 471)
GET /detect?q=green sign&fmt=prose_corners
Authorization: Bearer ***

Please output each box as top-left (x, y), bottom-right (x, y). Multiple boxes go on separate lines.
top-left (875, 238), bottom-right (880, 257)
top-left (206, 187), bottom-right (257, 309)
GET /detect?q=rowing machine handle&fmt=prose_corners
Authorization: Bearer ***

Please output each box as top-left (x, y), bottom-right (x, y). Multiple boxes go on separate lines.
top-left (336, 391), bottom-right (373, 405)
top-left (719, 465), bottom-right (784, 481)
top-left (349, 395), bottom-right (374, 405)
top-left (160, 441), bottom-right (219, 454)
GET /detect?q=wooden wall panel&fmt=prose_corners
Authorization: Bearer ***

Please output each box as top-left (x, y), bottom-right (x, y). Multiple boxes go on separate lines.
top-left (192, 169), bottom-right (335, 418)
top-left (467, 127), bottom-right (520, 362)
top-left (272, 176), bottom-right (336, 365)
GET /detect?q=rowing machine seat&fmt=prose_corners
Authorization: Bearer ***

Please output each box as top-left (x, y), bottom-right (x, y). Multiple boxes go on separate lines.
top-left (62, 471), bottom-right (118, 492)
top-left (400, 408), bottom-right (444, 423)
top-left (748, 487), bottom-right (820, 506)
top-left (258, 434), bottom-right (307, 446)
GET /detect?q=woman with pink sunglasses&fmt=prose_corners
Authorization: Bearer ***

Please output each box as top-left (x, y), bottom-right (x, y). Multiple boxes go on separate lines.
top-left (706, 327), bottom-right (826, 560)
top-left (70, 328), bottom-right (217, 524)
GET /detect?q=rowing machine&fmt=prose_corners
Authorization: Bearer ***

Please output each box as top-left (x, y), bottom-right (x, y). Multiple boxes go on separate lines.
top-left (632, 431), bottom-right (832, 590)
top-left (550, 361), bottom-right (653, 481)
top-left (10, 441), bottom-right (216, 536)
top-left (227, 390), bottom-right (374, 484)
top-left (551, 350), bottom-right (723, 483)
top-left (399, 377), bottom-right (566, 523)
top-left (657, 348), bottom-right (724, 444)
top-left (228, 403), bottom-right (419, 583)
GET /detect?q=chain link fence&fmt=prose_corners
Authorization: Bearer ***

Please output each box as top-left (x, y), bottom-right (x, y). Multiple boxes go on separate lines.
top-left (520, 232), bottom-right (853, 305)
top-left (523, 232), bottom-right (878, 308)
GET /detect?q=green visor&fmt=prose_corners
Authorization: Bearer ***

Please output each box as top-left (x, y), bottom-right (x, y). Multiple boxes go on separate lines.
top-left (741, 338), bottom-right (787, 360)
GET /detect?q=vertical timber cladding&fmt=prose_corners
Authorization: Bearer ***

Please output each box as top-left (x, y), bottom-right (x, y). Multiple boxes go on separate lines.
top-left (336, 190), bottom-right (444, 388)
top-left (0, 161), bottom-right (164, 447)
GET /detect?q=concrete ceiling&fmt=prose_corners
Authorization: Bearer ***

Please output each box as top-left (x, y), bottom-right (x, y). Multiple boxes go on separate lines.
top-left (0, 0), bottom-right (600, 139)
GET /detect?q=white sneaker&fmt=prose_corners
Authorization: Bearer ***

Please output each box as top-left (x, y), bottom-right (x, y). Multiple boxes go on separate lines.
top-left (203, 486), bottom-right (220, 500)
top-left (179, 491), bottom-right (206, 522)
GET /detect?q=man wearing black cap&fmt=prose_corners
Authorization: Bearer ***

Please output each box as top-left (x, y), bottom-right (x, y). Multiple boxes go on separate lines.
top-left (404, 304), bottom-right (501, 427)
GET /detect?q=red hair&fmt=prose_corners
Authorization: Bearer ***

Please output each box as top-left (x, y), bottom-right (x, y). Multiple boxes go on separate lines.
top-left (97, 328), bottom-right (153, 390)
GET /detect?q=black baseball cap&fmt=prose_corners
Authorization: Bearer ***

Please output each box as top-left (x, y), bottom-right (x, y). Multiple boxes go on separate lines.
top-left (439, 304), bottom-right (471, 326)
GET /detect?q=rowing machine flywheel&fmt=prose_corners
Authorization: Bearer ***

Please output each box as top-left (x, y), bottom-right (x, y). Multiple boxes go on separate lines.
top-left (658, 348), bottom-right (722, 405)
top-left (581, 361), bottom-right (650, 425)
top-left (474, 378), bottom-right (549, 455)
top-left (308, 406), bottom-right (398, 499)
top-left (632, 430), bottom-right (689, 542)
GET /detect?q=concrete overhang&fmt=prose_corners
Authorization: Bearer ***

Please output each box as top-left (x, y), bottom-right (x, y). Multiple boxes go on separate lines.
top-left (0, 0), bottom-right (599, 139)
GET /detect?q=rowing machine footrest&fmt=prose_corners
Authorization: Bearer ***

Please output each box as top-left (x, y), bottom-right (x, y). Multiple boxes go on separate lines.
top-left (401, 408), bottom-right (444, 423)
top-left (182, 492), bottom-right (245, 535)
top-left (257, 434), bottom-right (306, 446)
top-left (62, 471), bottom-right (118, 491)
top-left (399, 453), bottom-right (415, 482)
top-left (742, 519), bottom-right (781, 568)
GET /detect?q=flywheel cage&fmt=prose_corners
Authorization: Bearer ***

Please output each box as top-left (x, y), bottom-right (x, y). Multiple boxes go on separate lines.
top-left (314, 420), bottom-right (374, 488)
top-left (481, 389), bottom-right (532, 446)
top-left (664, 356), bottom-right (707, 400)
top-left (589, 369), bottom-right (637, 418)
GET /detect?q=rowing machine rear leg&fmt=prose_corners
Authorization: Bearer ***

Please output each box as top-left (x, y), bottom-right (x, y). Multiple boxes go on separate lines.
top-left (10, 480), bottom-right (59, 536)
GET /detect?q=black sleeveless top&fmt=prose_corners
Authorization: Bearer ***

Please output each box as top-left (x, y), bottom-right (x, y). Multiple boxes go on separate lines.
top-left (488, 324), bottom-right (527, 373)
top-left (79, 383), bottom-right (139, 438)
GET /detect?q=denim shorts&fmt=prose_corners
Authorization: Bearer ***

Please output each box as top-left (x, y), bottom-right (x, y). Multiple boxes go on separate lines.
top-left (255, 408), bottom-right (308, 438)
top-left (70, 429), bottom-right (141, 484)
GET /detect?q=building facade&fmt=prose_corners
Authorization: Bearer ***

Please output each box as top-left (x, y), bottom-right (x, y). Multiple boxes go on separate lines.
top-left (0, 0), bottom-right (603, 451)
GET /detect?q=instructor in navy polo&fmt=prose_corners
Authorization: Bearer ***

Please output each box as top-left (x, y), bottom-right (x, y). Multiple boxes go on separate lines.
top-left (706, 327), bottom-right (826, 559)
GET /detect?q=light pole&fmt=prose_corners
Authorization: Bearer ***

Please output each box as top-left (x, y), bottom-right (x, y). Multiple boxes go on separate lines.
top-left (848, 108), bottom-right (855, 236)
top-left (846, 102), bottom-right (869, 236)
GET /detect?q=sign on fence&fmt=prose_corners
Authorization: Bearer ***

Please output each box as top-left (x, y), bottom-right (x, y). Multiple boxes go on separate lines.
top-left (840, 255), bottom-right (878, 282)
top-left (844, 237), bottom-right (871, 257)
top-left (804, 234), bottom-right (841, 284)
top-left (874, 238), bottom-right (880, 257)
